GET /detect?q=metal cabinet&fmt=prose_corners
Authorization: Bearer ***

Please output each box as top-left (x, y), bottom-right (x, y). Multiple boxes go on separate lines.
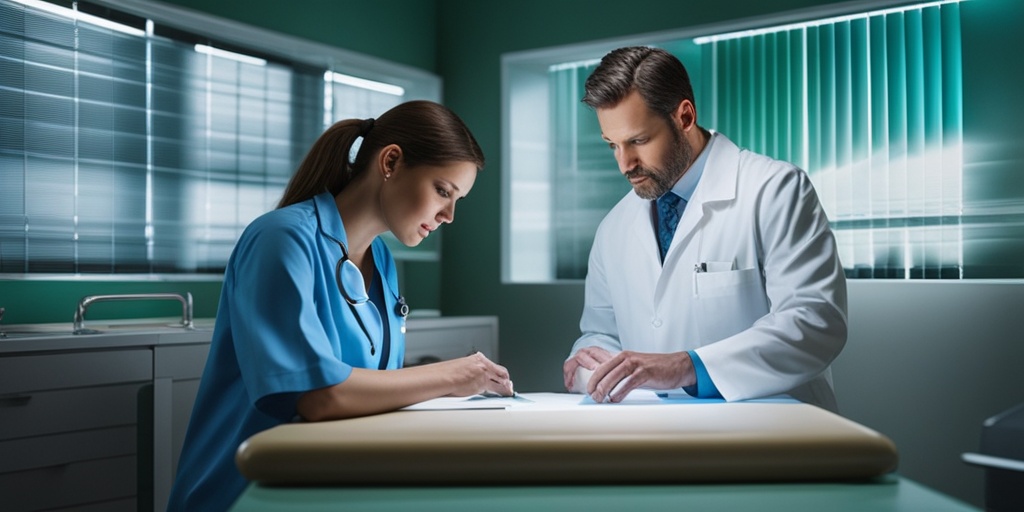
top-left (144, 343), bottom-right (210, 512)
top-left (404, 316), bottom-right (499, 366)
top-left (0, 349), bottom-right (153, 512)
top-left (0, 316), bottom-right (495, 511)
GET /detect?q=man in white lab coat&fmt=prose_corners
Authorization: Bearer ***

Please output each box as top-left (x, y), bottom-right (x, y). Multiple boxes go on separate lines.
top-left (563, 46), bottom-right (847, 412)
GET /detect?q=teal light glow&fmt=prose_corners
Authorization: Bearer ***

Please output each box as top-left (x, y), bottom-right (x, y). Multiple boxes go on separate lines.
top-left (704, 1), bottom-right (963, 278)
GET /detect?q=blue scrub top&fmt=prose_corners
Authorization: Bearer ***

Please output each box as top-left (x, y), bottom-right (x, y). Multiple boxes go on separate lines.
top-left (167, 191), bottom-right (406, 512)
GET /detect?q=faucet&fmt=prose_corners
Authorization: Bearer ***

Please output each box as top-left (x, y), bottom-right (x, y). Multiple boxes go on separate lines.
top-left (73, 293), bottom-right (194, 335)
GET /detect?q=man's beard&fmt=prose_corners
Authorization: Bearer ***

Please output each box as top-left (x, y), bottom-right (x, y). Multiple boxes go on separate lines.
top-left (625, 135), bottom-right (694, 200)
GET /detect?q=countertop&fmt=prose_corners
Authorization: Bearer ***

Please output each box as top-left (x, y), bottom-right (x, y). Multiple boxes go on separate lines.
top-left (0, 317), bottom-right (216, 353)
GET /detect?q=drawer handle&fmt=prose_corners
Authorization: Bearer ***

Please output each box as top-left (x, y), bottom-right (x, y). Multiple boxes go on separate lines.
top-left (0, 394), bottom-right (32, 407)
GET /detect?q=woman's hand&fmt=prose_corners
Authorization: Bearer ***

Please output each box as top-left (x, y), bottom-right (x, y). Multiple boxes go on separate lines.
top-left (440, 352), bottom-right (514, 397)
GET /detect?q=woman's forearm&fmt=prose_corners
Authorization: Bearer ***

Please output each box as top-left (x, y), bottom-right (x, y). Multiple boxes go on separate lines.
top-left (297, 352), bottom-right (512, 421)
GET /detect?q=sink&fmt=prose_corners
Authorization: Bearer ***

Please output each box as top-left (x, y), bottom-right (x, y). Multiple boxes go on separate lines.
top-left (0, 324), bottom-right (74, 339)
top-left (76, 321), bottom-right (195, 333)
top-left (1, 318), bottom-right (214, 340)
top-left (1, 292), bottom-right (203, 339)
top-left (0, 330), bottom-right (70, 339)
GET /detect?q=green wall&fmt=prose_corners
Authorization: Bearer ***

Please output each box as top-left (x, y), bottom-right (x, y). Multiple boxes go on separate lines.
top-left (151, 0), bottom-right (438, 72)
top-left (0, 279), bottom-right (222, 324)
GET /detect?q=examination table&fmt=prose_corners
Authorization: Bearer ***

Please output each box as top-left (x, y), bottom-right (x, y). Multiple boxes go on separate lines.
top-left (230, 393), bottom-right (977, 511)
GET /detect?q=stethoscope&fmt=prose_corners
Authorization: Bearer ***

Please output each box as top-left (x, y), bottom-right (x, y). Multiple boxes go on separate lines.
top-left (322, 231), bottom-right (408, 359)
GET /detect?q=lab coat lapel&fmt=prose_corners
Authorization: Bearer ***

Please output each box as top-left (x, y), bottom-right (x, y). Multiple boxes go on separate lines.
top-left (628, 197), bottom-right (661, 268)
top-left (664, 134), bottom-right (739, 261)
top-left (701, 134), bottom-right (741, 206)
top-left (655, 135), bottom-right (740, 300)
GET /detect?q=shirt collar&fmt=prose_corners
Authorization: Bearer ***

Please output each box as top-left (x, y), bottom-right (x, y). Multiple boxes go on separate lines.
top-left (312, 191), bottom-right (348, 244)
top-left (670, 131), bottom-right (717, 203)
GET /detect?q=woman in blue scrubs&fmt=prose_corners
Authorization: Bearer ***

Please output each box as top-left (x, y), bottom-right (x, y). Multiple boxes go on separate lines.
top-left (167, 101), bottom-right (513, 511)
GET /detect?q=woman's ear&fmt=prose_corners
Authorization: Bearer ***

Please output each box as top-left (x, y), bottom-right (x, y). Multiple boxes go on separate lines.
top-left (378, 144), bottom-right (402, 180)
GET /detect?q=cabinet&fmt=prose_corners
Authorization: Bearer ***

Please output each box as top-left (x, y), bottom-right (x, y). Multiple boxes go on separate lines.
top-left (404, 316), bottom-right (499, 366)
top-left (0, 329), bottom-right (212, 512)
top-left (142, 343), bottom-right (210, 512)
top-left (0, 316), bottom-right (496, 511)
top-left (0, 349), bottom-right (153, 512)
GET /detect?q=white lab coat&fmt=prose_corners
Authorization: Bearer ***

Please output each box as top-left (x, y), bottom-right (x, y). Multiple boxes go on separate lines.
top-left (571, 133), bottom-right (848, 411)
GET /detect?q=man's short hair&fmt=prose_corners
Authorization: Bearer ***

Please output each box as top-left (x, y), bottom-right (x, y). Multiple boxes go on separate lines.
top-left (582, 46), bottom-right (696, 122)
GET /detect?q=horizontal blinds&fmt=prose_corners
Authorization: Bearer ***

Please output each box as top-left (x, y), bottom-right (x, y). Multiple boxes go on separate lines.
top-left (704, 2), bottom-right (964, 279)
top-left (1, 2), bottom-right (150, 272)
top-left (0, 0), bottom-right (323, 273)
top-left (159, 44), bottom-right (310, 272)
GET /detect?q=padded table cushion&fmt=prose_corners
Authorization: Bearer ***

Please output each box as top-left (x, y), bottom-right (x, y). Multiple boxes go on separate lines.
top-left (236, 399), bottom-right (898, 485)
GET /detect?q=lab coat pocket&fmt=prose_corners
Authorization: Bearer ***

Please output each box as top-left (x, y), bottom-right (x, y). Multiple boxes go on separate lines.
top-left (692, 267), bottom-right (769, 343)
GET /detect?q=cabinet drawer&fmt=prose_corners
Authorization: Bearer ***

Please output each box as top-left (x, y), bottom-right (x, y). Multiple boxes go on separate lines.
top-left (0, 382), bottom-right (145, 440)
top-left (0, 349), bottom-right (152, 394)
top-left (0, 425), bottom-right (136, 473)
top-left (404, 321), bottom-right (497, 366)
top-left (0, 455), bottom-right (136, 512)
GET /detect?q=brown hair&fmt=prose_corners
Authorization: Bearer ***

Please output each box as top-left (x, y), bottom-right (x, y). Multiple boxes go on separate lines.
top-left (582, 46), bottom-right (697, 125)
top-left (277, 100), bottom-right (484, 208)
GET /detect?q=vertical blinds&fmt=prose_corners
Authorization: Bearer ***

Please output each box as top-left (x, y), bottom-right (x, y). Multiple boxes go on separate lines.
top-left (702, 1), bottom-right (964, 278)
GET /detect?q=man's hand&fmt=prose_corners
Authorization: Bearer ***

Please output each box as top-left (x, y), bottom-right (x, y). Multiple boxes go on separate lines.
top-left (586, 351), bottom-right (696, 403)
top-left (563, 346), bottom-right (614, 392)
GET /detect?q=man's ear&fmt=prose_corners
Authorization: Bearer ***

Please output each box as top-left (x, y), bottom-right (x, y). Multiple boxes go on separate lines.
top-left (673, 99), bottom-right (697, 132)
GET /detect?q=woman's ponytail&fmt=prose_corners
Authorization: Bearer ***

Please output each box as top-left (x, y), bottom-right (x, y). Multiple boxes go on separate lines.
top-left (277, 119), bottom-right (364, 208)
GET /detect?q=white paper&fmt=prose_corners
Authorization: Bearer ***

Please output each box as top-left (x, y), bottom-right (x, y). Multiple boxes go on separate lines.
top-left (400, 390), bottom-right (792, 412)
top-left (400, 394), bottom-right (533, 411)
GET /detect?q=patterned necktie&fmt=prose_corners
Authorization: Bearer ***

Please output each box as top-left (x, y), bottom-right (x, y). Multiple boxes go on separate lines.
top-left (657, 192), bottom-right (683, 263)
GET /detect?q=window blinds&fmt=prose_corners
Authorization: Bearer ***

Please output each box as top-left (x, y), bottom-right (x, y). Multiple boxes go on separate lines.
top-left (701, 1), bottom-right (964, 278)
top-left (0, 0), bottom-right (322, 273)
